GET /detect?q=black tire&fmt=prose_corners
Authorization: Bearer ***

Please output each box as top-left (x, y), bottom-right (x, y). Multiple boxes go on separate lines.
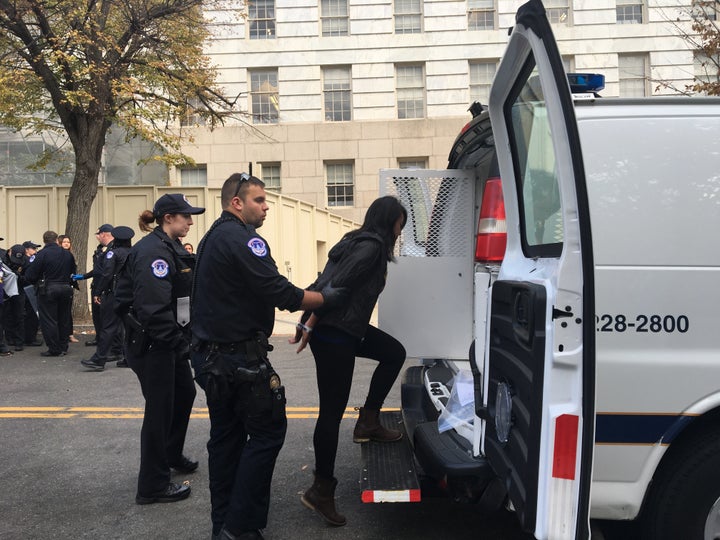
top-left (641, 429), bottom-right (720, 540)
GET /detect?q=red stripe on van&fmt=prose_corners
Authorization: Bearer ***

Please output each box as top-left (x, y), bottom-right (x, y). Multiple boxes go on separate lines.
top-left (552, 414), bottom-right (579, 480)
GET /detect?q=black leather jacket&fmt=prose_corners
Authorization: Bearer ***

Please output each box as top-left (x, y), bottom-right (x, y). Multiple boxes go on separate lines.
top-left (308, 231), bottom-right (388, 339)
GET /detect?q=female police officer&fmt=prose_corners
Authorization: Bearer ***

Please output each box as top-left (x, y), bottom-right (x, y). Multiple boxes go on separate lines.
top-left (115, 193), bottom-right (205, 504)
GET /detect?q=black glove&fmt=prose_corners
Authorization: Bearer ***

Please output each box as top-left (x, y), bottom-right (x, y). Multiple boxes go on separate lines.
top-left (317, 282), bottom-right (350, 315)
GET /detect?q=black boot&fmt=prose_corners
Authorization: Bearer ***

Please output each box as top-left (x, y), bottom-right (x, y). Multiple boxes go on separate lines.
top-left (353, 407), bottom-right (402, 443)
top-left (301, 472), bottom-right (346, 526)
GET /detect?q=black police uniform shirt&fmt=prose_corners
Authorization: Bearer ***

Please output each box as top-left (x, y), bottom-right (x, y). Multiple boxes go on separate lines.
top-left (192, 211), bottom-right (304, 344)
top-left (119, 227), bottom-right (194, 349)
top-left (95, 242), bottom-right (130, 295)
top-left (86, 244), bottom-right (107, 296)
top-left (24, 243), bottom-right (76, 285)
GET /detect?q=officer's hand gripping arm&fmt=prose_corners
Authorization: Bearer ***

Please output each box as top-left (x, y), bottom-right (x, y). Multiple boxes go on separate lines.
top-left (314, 282), bottom-right (350, 316)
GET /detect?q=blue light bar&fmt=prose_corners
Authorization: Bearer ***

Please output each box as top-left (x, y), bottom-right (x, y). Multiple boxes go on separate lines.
top-left (566, 73), bottom-right (605, 94)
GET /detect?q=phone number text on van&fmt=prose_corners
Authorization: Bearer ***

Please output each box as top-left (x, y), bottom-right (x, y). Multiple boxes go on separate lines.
top-left (595, 314), bottom-right (689, 334)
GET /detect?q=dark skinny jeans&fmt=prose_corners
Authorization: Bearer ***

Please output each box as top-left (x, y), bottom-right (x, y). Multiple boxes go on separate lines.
top-left (309, 324), bottom-right (405, 479)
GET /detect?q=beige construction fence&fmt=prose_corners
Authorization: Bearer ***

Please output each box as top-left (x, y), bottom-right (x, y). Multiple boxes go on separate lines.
top-left (2, 186), bottom-right (358, 333)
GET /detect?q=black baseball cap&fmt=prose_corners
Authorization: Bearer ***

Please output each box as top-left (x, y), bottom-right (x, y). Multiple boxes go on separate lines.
top-left (22, 241), bottom-right (40, 249)
top-left (153, 194), bottom-right (205, 218)
top-left (110, 226), bottom-right (135, 241)
top-left (9, 244), bottom-right (24, 261)
top-left (95, 224), bottom-right (113, 234)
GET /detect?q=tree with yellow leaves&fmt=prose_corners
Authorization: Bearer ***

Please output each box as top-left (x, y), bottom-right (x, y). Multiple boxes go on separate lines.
top-left (0, 0), bottom-right (242, 316)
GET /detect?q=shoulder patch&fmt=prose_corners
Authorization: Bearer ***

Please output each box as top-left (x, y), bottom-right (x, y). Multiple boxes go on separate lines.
top-left (29, 255), bottom-right (35, 263)
top-left (150, 258), bottom-right (170, 278)
top-left (105, 251), bottom-right (114, 259)
top-left (247, 237), bottom-right (268, 257)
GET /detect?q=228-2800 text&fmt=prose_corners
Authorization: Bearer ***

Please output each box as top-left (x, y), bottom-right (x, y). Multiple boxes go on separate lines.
top-left (596, 314), bottom-right (689, 334)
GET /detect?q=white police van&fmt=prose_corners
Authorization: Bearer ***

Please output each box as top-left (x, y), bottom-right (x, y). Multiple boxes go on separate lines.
top-left (373, 1), bottom-right (720, 539)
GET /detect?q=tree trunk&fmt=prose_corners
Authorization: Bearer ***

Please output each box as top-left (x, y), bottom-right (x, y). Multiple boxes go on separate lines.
top-left (64, 117), bottom-right (108, 323)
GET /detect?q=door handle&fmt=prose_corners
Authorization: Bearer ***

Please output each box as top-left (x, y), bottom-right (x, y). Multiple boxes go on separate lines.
top-left (513, 290), bottom-right (533, 346)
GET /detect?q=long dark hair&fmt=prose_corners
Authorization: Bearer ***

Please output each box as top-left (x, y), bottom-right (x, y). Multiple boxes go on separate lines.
top-left (347, 196), bottom-right (407, 261)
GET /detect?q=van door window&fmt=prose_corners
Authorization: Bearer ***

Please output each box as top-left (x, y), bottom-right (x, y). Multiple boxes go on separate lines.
top-left (507, 62), bottom-right (563, 257)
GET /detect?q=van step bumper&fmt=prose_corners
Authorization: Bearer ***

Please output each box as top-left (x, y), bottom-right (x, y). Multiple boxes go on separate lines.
top-left (360, 411), bottom-right (422, 503)
top-left (401, 364), bottom-right (505, 507)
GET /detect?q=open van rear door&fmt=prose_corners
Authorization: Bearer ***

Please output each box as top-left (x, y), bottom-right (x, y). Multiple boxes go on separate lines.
top-left (481, 1), bottom-right (595, 539)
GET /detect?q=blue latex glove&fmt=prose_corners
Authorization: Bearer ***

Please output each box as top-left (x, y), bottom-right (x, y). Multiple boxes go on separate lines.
top-left (71, 274), bottom-right (86, 281)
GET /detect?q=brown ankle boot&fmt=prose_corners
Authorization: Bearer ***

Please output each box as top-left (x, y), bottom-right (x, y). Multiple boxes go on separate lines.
top-left (352, 407), bottom-right (403, 443)
top-left (301, 472), bottom-right (347, 527)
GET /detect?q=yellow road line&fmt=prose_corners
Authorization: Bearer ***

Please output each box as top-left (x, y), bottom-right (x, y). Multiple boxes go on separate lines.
top-left (0, 406), bottom-right (400, 419)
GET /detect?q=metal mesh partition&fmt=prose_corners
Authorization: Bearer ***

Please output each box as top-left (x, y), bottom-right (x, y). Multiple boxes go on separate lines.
top-left (380, 170), bottom-right (475, 258)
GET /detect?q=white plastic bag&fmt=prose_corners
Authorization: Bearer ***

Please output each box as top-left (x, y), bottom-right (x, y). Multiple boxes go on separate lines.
top-left (437, 369), bottom-right (475, 433)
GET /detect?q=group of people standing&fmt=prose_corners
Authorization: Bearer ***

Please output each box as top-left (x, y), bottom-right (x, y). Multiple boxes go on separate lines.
top-left (0, 239), bottom-right (47, 354)
top-left (0, 224), bottom-right (138, 362)
top-left (113, 177), bottom-right (406, 540)
top-left (0, 233), bottom-right (91, 356)
top-left (9, 180), bottom-right (408, 539)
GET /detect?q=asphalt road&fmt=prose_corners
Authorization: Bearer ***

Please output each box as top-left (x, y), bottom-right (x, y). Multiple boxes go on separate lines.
top-left (0, 331), bottom-right (635, 540)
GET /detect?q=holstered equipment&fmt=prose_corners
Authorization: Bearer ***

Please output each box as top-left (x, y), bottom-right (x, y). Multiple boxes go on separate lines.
top-left (123, 311), bottom-right (149, 356)
top-left (193, 332), bottom-right (286, 420)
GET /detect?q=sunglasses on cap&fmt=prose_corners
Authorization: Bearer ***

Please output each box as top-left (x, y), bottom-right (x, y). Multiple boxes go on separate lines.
top-left (233, 173), bottom-right (252, 200)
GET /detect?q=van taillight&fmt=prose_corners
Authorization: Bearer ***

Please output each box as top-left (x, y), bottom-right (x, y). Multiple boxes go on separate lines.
top-left (475, 177), bottom-right (506, 262)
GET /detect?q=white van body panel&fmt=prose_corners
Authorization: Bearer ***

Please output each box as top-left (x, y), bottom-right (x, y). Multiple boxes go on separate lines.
top-left (577, 100), bottom-right (720, 517)
top-left (579, 102), bottom-right (720, 269)
top-left (591, 446), bottom-right (667, 520)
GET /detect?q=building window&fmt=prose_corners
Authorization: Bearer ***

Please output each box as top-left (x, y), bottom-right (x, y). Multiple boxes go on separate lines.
top-left (469, 61), bottom-right (496, 106)
top-left (180, 165), bottom-right (207, 186)
top-left (616, 0), bottom-right (643, 24)
top-left (249, 0), bottom-right (275, 39)
top-left (546, 0), bottom-right (570, 25)
top-left (693, 50), bottom-right (720, 90)
top-left (250, 69), bottom-right (279, 124)
top-left (468, 0), bottom-right (495, 31)
top-left (326, 162), bottom-right (354, 207)
top-left (0, 134), bottom-right (75, 185)
top-left (323, 67), bottom-right (352, 122)
top-left (321, 0), bottom-right (349, 36)
top-left (692, 0), bottom-right (717, 21)
top-left (396, 64), bottom-right (425, 119)
top-left (180, 98), bottom-right (207, 127)
top-left (619, 54), bottom-right (648, 97)
top-left (260, 162), bottom-right (281, 191)
top-left (398, 158), bottom-right (427, 169)
top-left (395, 0), bottom-right (422, 34)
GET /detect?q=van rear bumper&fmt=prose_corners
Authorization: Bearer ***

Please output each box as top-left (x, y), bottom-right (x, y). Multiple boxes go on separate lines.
top-left (401, 364), bottom-right (505, 508)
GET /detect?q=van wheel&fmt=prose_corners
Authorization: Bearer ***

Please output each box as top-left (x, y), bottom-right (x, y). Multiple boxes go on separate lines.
top-left (641, 430), bottom-right (720, 540)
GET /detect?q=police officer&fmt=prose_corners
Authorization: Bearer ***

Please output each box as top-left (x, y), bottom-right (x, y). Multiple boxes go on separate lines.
top-left (22, 240), bottom-right (40, 258)
top-left (115, 194), bottom-right (204, 505)
top-left (20, 240), bottom-right (43, 346)
top-left (4, 244), bottom-right (29, 351)
top-left (74, 224), bottom-right (114, 347)
top-left (81, 226), bottom-right (134, 371)
top-left (0, 241), bottom-right (14, 356)
top-left (191, 173), bottom-right (348, 540)
top-left (24, 231), bottom-right (77, 357)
